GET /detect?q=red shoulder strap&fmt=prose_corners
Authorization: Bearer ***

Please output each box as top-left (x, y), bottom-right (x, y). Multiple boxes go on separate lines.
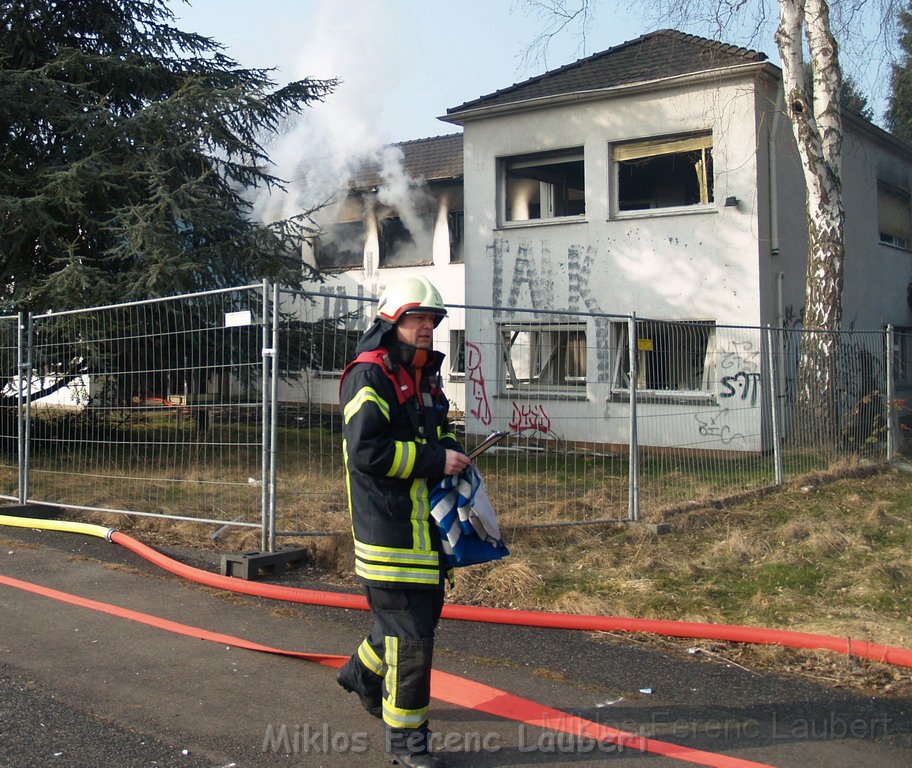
top-left (339, 347), bottom-right (415, 405)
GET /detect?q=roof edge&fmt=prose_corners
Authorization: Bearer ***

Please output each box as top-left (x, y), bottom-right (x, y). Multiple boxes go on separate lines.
top-left (843, 108), bottom-right (912, 158)
top-left (441, 61), bottom-right (775, 125)
top-left (446, 28), bottom-right (768, 116)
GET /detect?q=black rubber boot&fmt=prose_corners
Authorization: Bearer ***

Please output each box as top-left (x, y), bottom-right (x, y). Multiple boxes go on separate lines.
top-left (385, 751), bottom-right (447, 768)
top-left (336, 660), bottom-right (382, 719)
top-left (385, 724), bottom-right (446, 768)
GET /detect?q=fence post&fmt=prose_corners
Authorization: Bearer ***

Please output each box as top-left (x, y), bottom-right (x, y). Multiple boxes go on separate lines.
top-left (627, 313), bottom-right (640, 522)
top-left (267, 283), bottom-right (281, 554)
top-left (766, 325), bottom-right (784, 485)
top-left (16, 313), bottom-right (25, 504)
top-left (260, 279), bottom-right (272, 553)
top-left (22, 313), bottom-right (34, 504)
top-left (886, 324), bottom-right (896, 462)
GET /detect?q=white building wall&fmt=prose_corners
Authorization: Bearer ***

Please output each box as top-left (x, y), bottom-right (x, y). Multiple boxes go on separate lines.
top-left (290, 188), bottom-right (468, 414)
top-left (285, 71), bottom-right (912, 452)
top-left (841, 124), bottom-right (912, 331)
top-left (759, 97), bottom-right (912, 334)
top-left (459, 76), bottom-right (769, 450)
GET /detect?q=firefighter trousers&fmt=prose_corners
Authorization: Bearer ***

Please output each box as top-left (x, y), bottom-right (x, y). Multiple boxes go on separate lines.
top-left (342, 581), bottom-right (445, 751)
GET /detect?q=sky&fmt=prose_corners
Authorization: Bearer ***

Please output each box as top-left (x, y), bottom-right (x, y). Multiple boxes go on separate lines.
top-left (165, 0), bottom-right (898, 225)
top-left (167, 0), bottom-right (648, 143)
top-left (167, 0), bottom-right (897, 145)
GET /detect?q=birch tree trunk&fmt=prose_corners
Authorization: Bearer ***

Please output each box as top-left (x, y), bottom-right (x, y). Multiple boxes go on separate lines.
top-left (775, 0), bottom-right (845, 445)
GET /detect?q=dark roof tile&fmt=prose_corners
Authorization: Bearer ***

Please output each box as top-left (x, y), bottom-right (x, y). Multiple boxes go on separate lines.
top-left (349, 133), bottom-right (463, 190)
top-left (447, 29), bottom-right (767, 116)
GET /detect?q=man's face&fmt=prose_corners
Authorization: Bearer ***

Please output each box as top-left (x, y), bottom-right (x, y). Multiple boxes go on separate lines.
top-left (395, 312), bottom-right (436, 349)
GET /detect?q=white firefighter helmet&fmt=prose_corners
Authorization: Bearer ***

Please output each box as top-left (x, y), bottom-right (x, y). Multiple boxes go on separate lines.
top-left (376, 276), bottom-right (447, 326)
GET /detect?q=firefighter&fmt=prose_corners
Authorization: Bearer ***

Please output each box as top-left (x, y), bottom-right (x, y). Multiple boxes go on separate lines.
top-left (336, 275), bottom-right (470, 768)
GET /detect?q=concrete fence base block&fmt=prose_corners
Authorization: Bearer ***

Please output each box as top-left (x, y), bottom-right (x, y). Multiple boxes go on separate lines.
top-left (624, 521), bottom-right (672, 535)
top-left (219, 544), bottom-right (307, 580)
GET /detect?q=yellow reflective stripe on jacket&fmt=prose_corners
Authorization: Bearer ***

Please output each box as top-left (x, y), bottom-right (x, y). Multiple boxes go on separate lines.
top-left (343, 386), bottom-right (390, 424)
top-left (410, 478), bottom-right (430, 552)
top-left (342, 439), bottom-right (354, 519)
top-left (354, 560), bottom-right (440, 585)
top-left (386, 441), bottom-right (416, 478)
top-left (358, 639), bottom-right (384, 676)
top-left (354, 540), bottom-right (438, 565)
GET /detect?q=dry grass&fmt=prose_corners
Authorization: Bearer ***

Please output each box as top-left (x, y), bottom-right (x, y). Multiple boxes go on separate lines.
top-left (12, 439), bottom-right (912, 697)
top-left (441, 464), bottom-right (912, 694)
top-left (449, 560), bottom-right (544, 608)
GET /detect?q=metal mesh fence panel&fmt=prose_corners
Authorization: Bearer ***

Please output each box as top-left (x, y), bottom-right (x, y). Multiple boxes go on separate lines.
top-left (25, 286), bottom-right (267, 526)
top-left (895, 328), bottom-right (912, 454)
top-left (771, 326), bottom-right (890, 472)
top-left (632, 322), bottom-right (778, 516)
top-left (269, 295), bottom-right (899, 535)
top-left (462, 305), bottom-right (631, 527)
top-left (0, 315), bottom-right (20, 501)
top-left (271, 293), bottom-right (633, 533)
top-left (271, 288), bottom-right (372, 535)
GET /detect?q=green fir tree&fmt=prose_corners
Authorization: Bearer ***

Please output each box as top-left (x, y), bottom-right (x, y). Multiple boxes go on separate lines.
top-left (888, 2), bottom-right (912, 142)
top-left (0, 0), bottom-right (335, 311)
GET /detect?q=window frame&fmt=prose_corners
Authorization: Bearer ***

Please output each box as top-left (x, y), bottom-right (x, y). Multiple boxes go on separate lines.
top-left (610, 319), bottom-right (717, 400)
top-left (610, 132), bottom-right (715, 218)
top-left (377, 215), bottom-right (434, 268)
top-left (497, 322), bottom-right (588, 394)
top-left (448, 210), bottom-right (465, 263)
top-left (314, 220), bottom-right (366, 271)
top-left (314, 328), bottom-right (362, 374)
top-left (448, 328), bottom-right (466, 379)
top-left (498, 147), bottom-right (586, 227)
top-left (877, 181), bottom-right (912, 251)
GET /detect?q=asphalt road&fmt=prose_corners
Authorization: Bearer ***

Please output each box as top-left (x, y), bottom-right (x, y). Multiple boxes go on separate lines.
top-left (1, 524), bottom-right (911, 768)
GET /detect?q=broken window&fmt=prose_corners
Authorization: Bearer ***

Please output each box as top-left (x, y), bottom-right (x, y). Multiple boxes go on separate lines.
top-left (448, 210), bottom-right (464, 263)
top-left (612, 320), bottom-right (715, 393)
top-left (878, 182), bottom-right (911, 250)
top-left (501, 148), bottom-right (585, 223)
top-left (314, 221), bottom-right (365, 271)
top-left (449, 329), bottom-right (466, 377)
top-left (613, 134), bottom-right (713, 212)
top-left (378, 216), bottom-right (434, 268)
top-left (498, 323), bottom-right (587, 390)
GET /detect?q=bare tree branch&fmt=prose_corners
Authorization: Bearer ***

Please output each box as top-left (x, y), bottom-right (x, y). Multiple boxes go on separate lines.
top-left (513, 0), bottom-right (595, 71)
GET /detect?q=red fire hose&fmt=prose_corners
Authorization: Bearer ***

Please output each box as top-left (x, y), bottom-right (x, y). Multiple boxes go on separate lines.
top-left (0, 571), bottom-right (778, 768)
top-left (4, 513), bottom-right (912, 768)
top-left (111, 530), bottom-right (912, 669)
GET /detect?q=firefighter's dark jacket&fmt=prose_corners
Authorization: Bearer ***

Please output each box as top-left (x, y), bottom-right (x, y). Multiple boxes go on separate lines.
top-left (340, 324), bottom-right (460, 589)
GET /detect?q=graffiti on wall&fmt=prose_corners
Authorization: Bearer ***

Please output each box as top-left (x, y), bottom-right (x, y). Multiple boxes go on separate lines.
top-left (695, 408), bottom-right (746, 444)
top-left (701, 339), bottom-right (762, 444)
top-left (319, 283), bottom-right (374, 330)
top-left (718, 339), bottom-right (762, 409)
top-left (488, 238), bottom-right (611, 382)
top-left (509, 402), bottom-right (552, 434)
top-left (720, 371), bottom-right (762, 407)
top-left (507, 242), bottom-right (555, 310)
top-left (720, 340), bottom-right (759, 374)
top-left (568, 244), bottom-right (611, 383)
top-left (466, 342), bottom-right (492, 425)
